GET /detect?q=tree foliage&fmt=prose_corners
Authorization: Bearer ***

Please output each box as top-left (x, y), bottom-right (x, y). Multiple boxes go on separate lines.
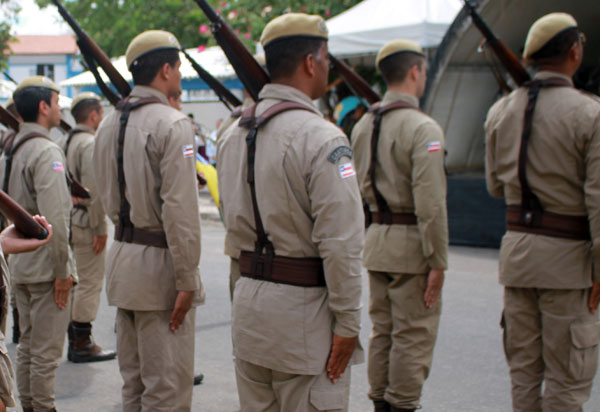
top-left (0, 0), bottom-right (20, 69)
top-left (36, 0), bottom-right (361, 57)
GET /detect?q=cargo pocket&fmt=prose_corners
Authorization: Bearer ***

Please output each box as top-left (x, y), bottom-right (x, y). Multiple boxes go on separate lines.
top-left (569, 321), bottom-right (600, 381)
top-left (309, 388), bottom-right (345, 411)
top-left (500, 311), bottom-right (511, 362)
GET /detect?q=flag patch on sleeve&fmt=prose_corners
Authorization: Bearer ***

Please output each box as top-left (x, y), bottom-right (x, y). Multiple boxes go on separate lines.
top-left (52, 161), bottom-right (64, 171)
top-left (339, 162), bottom-right (356, 179)
top-left (182, 144), bottom-right (194, 158)
top-left (427, 141), bottom-right (442, 152)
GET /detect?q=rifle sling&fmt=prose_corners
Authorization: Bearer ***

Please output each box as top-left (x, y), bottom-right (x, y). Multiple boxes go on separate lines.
top-left (367, 101), bottom-right (421, 226)
top-left (3, 133), bottom-right (51, 194)
top-left (113, 97), bottom-right (168, 248)
top-left (514, 77), bottom-right (579, 237)
top-left (238, 100), bottom-right (323, 284)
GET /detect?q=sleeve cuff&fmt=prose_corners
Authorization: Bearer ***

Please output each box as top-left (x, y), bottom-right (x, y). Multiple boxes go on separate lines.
top-left (175, 268), bottom-right (201, 291)
top-left (332, 311), bottom-right (361, 337)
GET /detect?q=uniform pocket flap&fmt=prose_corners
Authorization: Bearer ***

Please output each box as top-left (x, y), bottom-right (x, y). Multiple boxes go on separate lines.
top-left (310, 389), bottom-right (344, 411)
top-left (571, 321), bottom-right (600, 349)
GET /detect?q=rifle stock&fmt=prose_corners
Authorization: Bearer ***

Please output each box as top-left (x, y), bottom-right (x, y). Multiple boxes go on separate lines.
top-left (0, 106), bottom-right (19, 131)
top-left (181, 49), bottom-right (242, 109)
top-left (193, 0), bottom-right (269, 101)
top-left (463, 0), bottom-right (530, 86)
top-left (329, 54), bottom-right (380, 105)
top-left (51, 0), bottom-right (131, 99)
top-left (0, 190), bottom-right (48, 239)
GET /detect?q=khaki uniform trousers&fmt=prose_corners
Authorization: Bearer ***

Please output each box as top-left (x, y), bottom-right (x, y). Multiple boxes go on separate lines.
top-left (367, 271), bottom-right (441, 409)
top-left (15, 281), bottom-right (71, 411)
top-left (234, 358), bottom-right (351, 412)
top-left (0, 331), bottom-right (15, 408)
top-left (116, 307), bottom-right (196, 412)
top-left (502, 287), bottom-right (600, 412)
top-left (71, 225), bottom-right (105, 323)
top-left (229, 258), bottom-right (240, 302)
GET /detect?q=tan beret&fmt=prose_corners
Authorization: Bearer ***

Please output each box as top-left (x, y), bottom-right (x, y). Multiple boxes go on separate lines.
top-left (126, 30), bottom-right (181, 69)
top-left (71, 92), bottom-right (101, 111)
top-left (14, 76), bottom-right (60, 95)
top-left (376, 39), bottom-right (424, 67)
top-left (523, 13), bottom-right (578, 59)
top-left (260, 13), bottom-right (328, 47)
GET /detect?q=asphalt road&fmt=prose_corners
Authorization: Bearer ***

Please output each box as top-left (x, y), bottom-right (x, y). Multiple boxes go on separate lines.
top-left (5, 215), bottom-right (600, 411)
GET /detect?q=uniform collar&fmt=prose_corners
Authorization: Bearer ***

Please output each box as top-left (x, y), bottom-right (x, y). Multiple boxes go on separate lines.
top-left (74, 123), bottom-right (95, 134)
top-left (258, 84), bottom-right (321, 116)
top-left (129, 85), bottom-right (170, 105)
top-left (534, 71), bottom-right (574, 87)
top-left (18, 122), bottom-right (50, 138)
top-left (381, 91), bottom-right (420, 107)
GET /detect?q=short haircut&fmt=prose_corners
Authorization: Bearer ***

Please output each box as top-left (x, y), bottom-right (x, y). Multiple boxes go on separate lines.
top-left (265, 37), bottom-right (326, 80)
top-left (71, 98), bottom-right (102, 123)
top-left (13, 87), bottom-right (53, 123)
top-left (379, 52), bottom-right (425, 85)
top-left (530, 27), bottom-right (580, 66)
top-left (131, 49), bottom-right (180, 86)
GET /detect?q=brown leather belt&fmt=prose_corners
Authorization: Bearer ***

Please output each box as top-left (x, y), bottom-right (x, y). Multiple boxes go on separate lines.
top-left (114, 225), bottom-right (168, 248)
top-left (506, 205), bottom-right (590, 241)
top-left (371, 212), bottom-right (417, 225)
top-left (239, 251), bottom-right (326, 287)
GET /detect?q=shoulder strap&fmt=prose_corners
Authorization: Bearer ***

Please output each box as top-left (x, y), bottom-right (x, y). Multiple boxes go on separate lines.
top-left (113, 97), bottom-right (162, 242)
top-left (3, 133), bottom-right (51, 194)
top-left (238, 100), bottom-right (315, 279)
top-left (64, 127), bottom-right (88, 157)
top-left (518, 77), bottom-right (571, 226)
top-left (368, 101), bottom-right (420, 224)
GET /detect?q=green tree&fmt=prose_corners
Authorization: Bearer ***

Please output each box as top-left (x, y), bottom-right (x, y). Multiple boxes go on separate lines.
top-left (36, 0), bottom-right (361, 57)
top-left (0, 0), bottom-right (20, 69)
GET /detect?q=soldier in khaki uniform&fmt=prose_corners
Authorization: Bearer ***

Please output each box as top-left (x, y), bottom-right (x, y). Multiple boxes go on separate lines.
top-left (218, 13), bottom-right (364, 412)
top-left (485, 13), bottom-right (600, 412)
top-left (351, 40), bottom-right (448, 412)
top-left (0, 217), bottom-right (53, 412)
top-left (93, 31), bottom-right (203, 412)
top-left (0, 76), bottom-right (76, 412)
top-left (64, 92), bottom-right (116, 363)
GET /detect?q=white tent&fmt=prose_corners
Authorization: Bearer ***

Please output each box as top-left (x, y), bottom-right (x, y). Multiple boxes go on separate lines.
top-left (327, 0), bottom-right (463, 57)
top-left (60, 46), bottom-right (236, 88)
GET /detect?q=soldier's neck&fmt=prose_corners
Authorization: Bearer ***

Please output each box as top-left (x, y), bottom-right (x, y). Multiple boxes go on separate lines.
top-left (386, 83), bottom-right (418, 98)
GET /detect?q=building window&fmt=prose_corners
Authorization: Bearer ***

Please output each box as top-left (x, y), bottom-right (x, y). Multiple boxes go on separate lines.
top-left (36, 64), bottom-right (54, 80)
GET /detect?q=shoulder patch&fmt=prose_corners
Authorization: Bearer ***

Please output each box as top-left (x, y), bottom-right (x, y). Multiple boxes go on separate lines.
top-left (182, 144), bottom-right (194, 158)
top-left (327, 145), bottom-right (353, 163)
top-left (52, 161), bottom-right (65, 172)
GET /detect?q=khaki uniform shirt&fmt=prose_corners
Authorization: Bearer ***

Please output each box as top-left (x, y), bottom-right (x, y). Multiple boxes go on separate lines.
top-left (218, 84), bottom-right (364, 375)
top-left (485, 71), bottom-right (600, 288)
top-left (352, 92), bottom-right (448, 274)
top-left (93, 86), bottom-right (203, 311)
top-left (65, 124), bottom-right (107, 235)
top-left (0, 123), bottom-right (75, 283)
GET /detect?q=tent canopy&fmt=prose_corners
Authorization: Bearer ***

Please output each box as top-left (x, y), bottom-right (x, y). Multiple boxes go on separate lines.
top-left (327, 0), bottom-right (462, 57)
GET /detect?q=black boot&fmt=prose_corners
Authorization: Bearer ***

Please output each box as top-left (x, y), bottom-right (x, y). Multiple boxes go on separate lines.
top-left (12, 307), bottom-right (20, 344)
top-left (69, 322), bottom-right (116, 363)
top-left (67, 323), bottom-right (75, 361)
top-left (390, 407), bottom-right (415, 412)
top-left (374, 400), bottom-right (390, 412)
top-left (193, 373), bottom-right (204, 385)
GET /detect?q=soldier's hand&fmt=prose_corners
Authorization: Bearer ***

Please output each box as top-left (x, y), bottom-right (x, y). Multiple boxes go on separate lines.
top-left (424, 268), bottom-right (444, 308)
top-left (170, 290), bottom-right (195, 333)
top-left (588, 282), bottom-right (600, 313)
top-left (54, 276), bottom-right (73, 310)
top-left (0, 215), bottom-right (53, 254)
top-left (92, 234), bottom-right (108, 255)
top-left (326, 334), bottom-right (357, 383)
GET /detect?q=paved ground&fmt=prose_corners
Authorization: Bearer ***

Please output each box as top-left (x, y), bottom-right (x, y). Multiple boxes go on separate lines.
top-left (5, 192), bottom-right (600, 411)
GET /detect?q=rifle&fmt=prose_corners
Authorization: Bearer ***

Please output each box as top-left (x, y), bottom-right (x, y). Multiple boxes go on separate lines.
top-left (329, 54), bottom-right (380, 105)
top-left (0, 106), bottom-right (19, 132)
top-left (0, 190), bottom-right (48, 239)
top-left (181, 49), bottom-right (242, 110)
top-left (463, 0), bottom-right (530, 86)
top-left (51, 0), bottom-right (131, 103)
top-left (193, 0), bottom-right (270, 101)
